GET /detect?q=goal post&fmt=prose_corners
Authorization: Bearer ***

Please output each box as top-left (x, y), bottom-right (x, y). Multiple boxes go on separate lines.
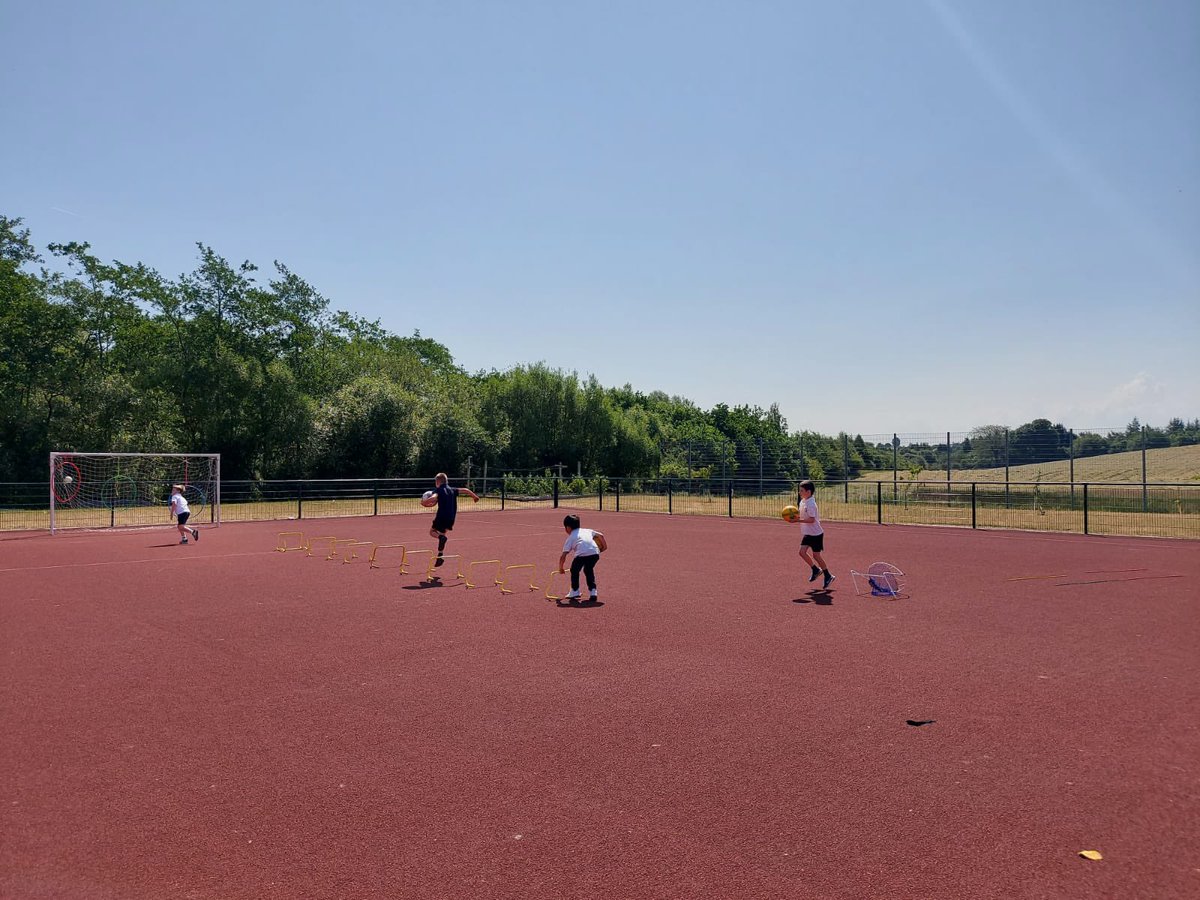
top-left (49, 452), bottom-right (221, 534)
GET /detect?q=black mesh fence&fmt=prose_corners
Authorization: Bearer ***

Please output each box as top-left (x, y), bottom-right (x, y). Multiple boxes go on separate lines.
top-left (4, 472), bottom-right (1198, 540)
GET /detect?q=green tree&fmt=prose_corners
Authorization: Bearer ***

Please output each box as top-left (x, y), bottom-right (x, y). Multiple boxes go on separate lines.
top-left (312, 376), bottom-right (421, 477)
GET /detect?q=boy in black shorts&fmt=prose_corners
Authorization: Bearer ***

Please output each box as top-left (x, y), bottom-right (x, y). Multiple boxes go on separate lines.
top-left (422, 472), bottom-right (479, 566)
top-left (794, 479), bottom-right (833, 589)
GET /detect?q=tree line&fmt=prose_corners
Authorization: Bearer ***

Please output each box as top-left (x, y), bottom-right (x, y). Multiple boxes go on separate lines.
top-left (2, 215), bottom-right (1196, 485)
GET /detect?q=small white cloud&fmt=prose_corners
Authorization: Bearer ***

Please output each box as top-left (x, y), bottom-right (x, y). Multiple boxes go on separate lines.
top-left (1104, 372), bottom-right (1165, 410)
top-left (1049, 372), bottom-right (1173, 428)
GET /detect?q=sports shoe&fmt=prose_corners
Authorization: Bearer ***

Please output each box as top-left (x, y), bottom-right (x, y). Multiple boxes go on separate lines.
top-left (191, 528), bottom-right (199, 541)
top-left (823, 572), bottom-right (836, 589)
top-left (179, 538), bottom-right (188, 545)
top-left (808, 566), bottom-right (821, 582)
top-left (588, 589), bottom-right (598, 600)
top-left (433, 556), bottom-right (444, 568)
top-left (565, 590), bottom-right (581, 600)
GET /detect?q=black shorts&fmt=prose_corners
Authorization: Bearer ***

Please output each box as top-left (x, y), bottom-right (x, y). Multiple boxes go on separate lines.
top-left (177, 512), bottom-right (190, 525)
top-left (432, 518), bottom-right (453, 534)
top-left (801, 533), bottom-right (824, 553)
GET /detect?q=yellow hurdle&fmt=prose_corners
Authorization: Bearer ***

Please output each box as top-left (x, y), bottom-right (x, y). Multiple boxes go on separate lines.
top-left (369, 543), bottom-right (405, 568)
top-left (426, 554), bottom-right (465, 582)
top-left (464, 559), bottom-right (503, 589)
top-left (399, 548), bottom-right (438, 580)
top-left (307, 536), bottom-right (338, 558)
top-left (543, 569), bottom-right (567, 601)
top-left (342, 541), bottom-right (375, 564)
top-left (329, 538), bottom-right (359, 561)
top-left (499, 564), bottom-right (540, 595)
top-left (276, 531), bottom-right (307, 552)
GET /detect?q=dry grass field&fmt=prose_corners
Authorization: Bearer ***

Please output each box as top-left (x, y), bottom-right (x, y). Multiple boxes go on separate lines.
top-left (860, 443), bottom-right (1200, 484)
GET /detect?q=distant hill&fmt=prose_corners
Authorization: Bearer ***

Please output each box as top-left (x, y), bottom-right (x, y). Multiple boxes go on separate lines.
top-left (858, 444), bottom-right (1200, 484)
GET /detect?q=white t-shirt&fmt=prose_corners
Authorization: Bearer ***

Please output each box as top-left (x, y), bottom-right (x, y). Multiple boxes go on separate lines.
top-left (562, 528), bottom-right (601, 558)
top-left (799, 496), bottom-right (823, 536)
top-left (169, 492), bottom-right (190, 516)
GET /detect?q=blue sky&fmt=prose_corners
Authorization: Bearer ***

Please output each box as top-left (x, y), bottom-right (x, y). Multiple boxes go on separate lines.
top-left (3, 0), bottom-right (1197, 435)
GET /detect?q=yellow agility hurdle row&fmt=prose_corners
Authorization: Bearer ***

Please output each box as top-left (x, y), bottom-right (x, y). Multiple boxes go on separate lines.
top-left (279, 532), bottom-right (560, 597)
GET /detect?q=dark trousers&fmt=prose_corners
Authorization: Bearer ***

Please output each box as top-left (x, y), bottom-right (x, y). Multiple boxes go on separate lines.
top-left (570, 555), bottom-right (599, 591)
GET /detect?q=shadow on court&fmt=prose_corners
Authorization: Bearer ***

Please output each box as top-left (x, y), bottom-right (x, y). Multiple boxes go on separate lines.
top-left (793, 589), bottom-right (833, 605)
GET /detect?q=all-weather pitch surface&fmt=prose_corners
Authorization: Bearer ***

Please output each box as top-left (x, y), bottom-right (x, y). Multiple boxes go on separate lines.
top-left (2, 511), bottom-right (1197, 899)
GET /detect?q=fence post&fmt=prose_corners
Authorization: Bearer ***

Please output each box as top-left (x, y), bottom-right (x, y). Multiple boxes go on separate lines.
top-left (892, 434), bottom-right (899, 499)
top-left (946, 431), bottom-right (952, 491)
top-left (971, 482), bottom-right (977, 529)
top-left (843, 434), bottom-right (850, 502)
top-left (1004, 428), bottom-right (1010, 508)
top-left (553, 477), bottom-right (559, 509)
top-left (1083, 483), bottom-right (1089, 535)
top-left (1069, 428), bottom-right (1075, 502)
top-left (876, 481), bottom-right (882, 524)
top-left (298, 481), bottom-right (303, 520)
top-left (599, 479), bottom-right (604, 511)
top-left (501, 478), bottom-right (506, 511)
top-left (722, 440), bottom-right (728, 497)
top-left (758, 436), bottom-right (764, 498)
top-left (668, 479), bottom-right (673, 515)
top-left (1142, 426), bottom-right (1148, 512)
top-left (728, 484), bottom-right (733, 518)
top-left (616, 479), bottom-right (621, 512)
top-left (373, 479), bottom-right (379, 516)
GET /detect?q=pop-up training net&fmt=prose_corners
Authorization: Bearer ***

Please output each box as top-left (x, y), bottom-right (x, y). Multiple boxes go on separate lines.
top-left (850, 561), bottom-right (905, 598)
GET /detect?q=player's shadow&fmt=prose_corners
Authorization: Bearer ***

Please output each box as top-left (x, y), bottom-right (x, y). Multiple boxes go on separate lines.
top-left (793, 589), bottom-right (833, 606)
top-left (554, 598), bottom-right (605, 609)
top-left (401, 579), bottom-right (450, 591)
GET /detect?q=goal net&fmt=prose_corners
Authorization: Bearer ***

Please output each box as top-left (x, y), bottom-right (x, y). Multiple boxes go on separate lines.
top-left (49, 452), bottom-right (220, 533)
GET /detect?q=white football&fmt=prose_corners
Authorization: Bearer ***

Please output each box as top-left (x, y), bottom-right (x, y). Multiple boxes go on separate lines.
top-left (422, 490), bottom-right (435, 501)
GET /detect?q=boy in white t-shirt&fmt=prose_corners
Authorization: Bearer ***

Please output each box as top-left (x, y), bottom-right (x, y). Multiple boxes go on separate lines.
top-left (557, 514), bottom-right (608, 603)
top-left (168, 484), bottom-right (199, 545)
top-left (793, 480), bottom-right (833, 589)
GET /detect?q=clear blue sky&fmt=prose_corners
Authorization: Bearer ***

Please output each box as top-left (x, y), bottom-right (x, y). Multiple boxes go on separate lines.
top-left (3, 0), bottom-right (1197, 435)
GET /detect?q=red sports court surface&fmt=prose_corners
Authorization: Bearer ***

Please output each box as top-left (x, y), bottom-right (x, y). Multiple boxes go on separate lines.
top-left (2, 511), bottom-right (1198, 899)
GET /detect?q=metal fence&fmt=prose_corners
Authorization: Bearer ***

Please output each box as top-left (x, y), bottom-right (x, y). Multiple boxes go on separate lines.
top-left (4, 476), bottom-right (1198, 540)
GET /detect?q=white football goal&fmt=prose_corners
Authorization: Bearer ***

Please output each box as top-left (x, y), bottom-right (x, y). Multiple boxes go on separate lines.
top-left (49, 452), bottom-right (220, 533)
